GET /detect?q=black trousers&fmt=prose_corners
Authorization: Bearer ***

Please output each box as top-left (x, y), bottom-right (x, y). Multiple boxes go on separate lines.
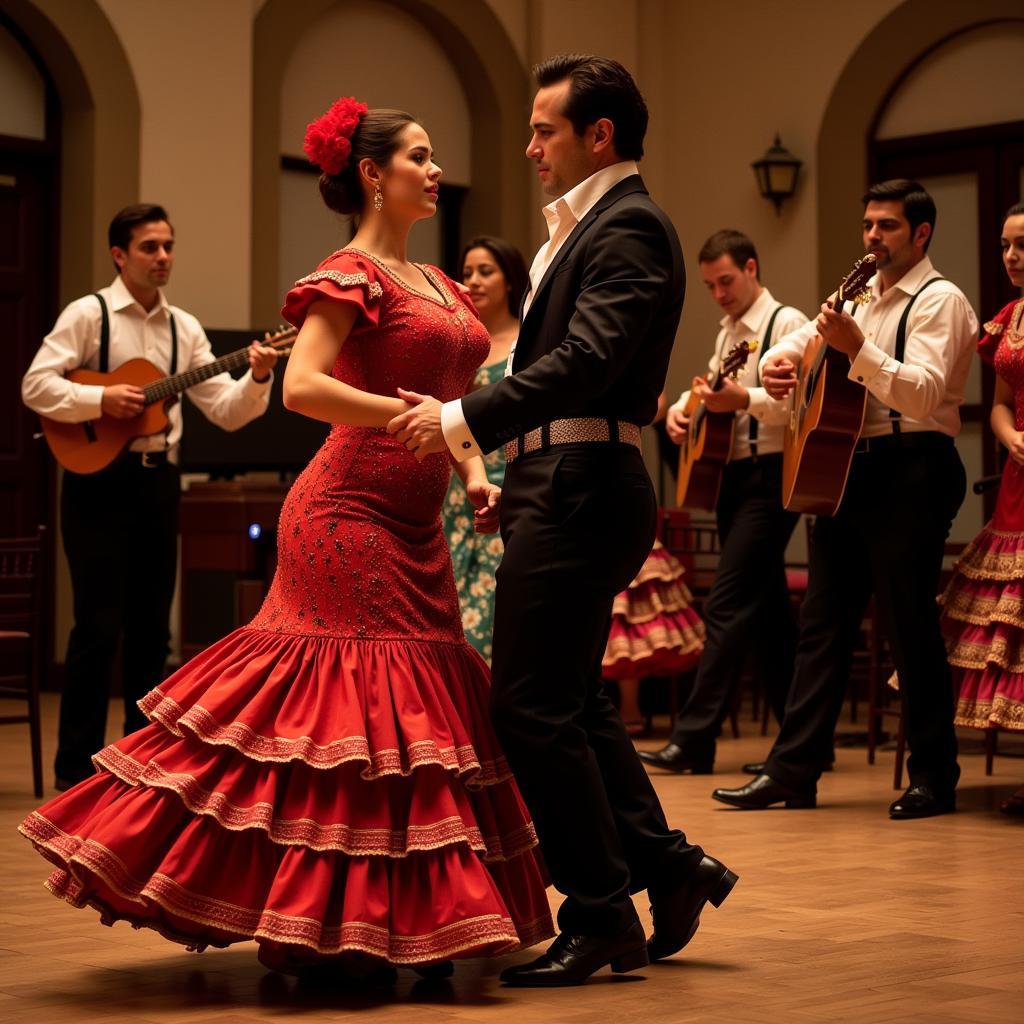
top-left (671, 453), bottom-right (799, 763)
top-left (56, 457), bottom-right (180, 783)
top-left (491, 444), bottom-right (703, 937)
top-left (765, 434), bottom-right (966, 795)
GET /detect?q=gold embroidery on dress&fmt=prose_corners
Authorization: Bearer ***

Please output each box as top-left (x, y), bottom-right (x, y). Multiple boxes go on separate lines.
top-left (1004, 298), bottom-right (1024, 350)
top-left (294, 269), bottom-right (384, 300)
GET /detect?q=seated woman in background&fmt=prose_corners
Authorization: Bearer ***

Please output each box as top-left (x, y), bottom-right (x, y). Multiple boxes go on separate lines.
top-left (940, 201), bottom-right (1024, 814)
top-left (442, 236), bottom-right (528, 663)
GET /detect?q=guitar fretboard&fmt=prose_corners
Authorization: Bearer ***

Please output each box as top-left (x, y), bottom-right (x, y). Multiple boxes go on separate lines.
top-left (143, 348), bottom-right (252, 404)
top-left (140, 329), bottom-right (294, 404)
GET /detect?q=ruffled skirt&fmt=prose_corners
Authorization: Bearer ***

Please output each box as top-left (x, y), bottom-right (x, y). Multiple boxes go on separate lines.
top-left (19, 628), bottom-right (553, 965)
top-left (941, 525), bottom-right (1024, 732)
top-left (602, 540), bottom-right (705, 681)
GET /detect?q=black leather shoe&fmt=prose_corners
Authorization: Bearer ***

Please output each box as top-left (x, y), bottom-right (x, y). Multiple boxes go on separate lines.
top-left (637, 744), bottom-right (713, 774)
top-left (499, 923), bottom-right (648, 987)
top-left (742, 761), bottom-right (833, 775)
top-left (648, 855), bottom-right (738, 961)
top-left (889, 784), bottom-right (955, 819)
top-left (712, 774), bottom-right (816, 809)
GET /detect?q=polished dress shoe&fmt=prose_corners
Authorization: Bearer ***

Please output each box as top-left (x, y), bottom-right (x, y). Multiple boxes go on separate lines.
top-left (889, 784), bottom-right (955, 819)
top-left (499, 923), bottom-right (648, 987)
top-left (637, 744), bottom-right (712, 774)
top-left (742, 761), bottom-right (833, 775)
top-left (712, 773), bottom-right (816, 809)
top-left (648, 855), bottom-right (738, 961)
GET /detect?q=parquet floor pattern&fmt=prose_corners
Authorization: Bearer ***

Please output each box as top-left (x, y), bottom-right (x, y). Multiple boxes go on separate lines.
top-left (0, 694), bottom-right (1021, 1024)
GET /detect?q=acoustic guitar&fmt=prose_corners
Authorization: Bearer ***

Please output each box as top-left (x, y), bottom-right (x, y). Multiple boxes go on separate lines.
top-left (675, 339), bottom-right (759, 511)
top-left (40, 326), bottom-right (297, 474)
top-left (781, 254), bottom-right (877, 515)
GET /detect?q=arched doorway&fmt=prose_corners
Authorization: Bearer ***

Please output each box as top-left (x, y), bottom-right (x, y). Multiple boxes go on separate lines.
top-left (250, 0), bottom-right (529, 325)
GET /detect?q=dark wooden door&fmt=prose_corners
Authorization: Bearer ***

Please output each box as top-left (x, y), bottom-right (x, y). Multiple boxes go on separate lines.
top-left (0, 142), bottom-right (57, 536)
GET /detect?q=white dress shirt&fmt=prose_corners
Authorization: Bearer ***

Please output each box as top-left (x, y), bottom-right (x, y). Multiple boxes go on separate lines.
top-left (22, 276), bottom-right (273, 457)
top-left (761, 255), bottom-right (978, 439)
top-left (671, 287), bottom-right (808, 460)
top-left (440, 160), bottom-right (641, 461)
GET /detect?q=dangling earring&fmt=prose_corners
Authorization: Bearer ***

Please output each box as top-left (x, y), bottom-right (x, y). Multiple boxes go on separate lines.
top-left (373, 183), bottom-right (383, 212)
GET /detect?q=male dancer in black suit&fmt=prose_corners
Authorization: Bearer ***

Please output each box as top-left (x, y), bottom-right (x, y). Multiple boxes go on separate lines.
top-left (388, 54), bottom-right (735, 987)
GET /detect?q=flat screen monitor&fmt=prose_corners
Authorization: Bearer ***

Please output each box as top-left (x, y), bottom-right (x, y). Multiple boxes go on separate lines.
top-left (179, 328), bottom-right (328, 476)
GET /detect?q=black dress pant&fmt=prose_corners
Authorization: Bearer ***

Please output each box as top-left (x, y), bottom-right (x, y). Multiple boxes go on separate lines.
top-left (765, 434), bottom-right (966, 796)
top-left (671, 453), bottom-right (799, 763)
top-left (490, 444), bottom-right (703, 937)
top-left (56, 457), bottom-right (180, 784)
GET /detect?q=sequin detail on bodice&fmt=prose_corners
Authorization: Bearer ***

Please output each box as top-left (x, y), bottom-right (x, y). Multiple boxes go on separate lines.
top-left (251, 251), bottom-right (490, 642)
top-left (993, 299), bottom-right (1024, 431)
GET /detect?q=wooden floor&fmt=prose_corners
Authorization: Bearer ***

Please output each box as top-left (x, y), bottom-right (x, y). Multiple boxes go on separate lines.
top-left (1, 694), bottom-right (1022, 1024)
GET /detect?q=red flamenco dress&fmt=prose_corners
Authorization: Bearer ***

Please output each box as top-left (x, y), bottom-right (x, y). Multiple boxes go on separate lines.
top-left (19, 249), bottom-right (553, 968)
top-left (941, 298), bottom-right (1024, 734)
top-left (602, 540), bottom-right (705, 680)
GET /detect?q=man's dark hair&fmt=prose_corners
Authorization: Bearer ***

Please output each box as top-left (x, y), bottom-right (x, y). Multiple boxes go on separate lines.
top-left (698, 229), bottom-right (759, 279)
top-left (533, 54), bottom-right (648, 161)
top-left (108, 204), bottom-right (172, 252)
top-left (863, 179), bottom-right (936, 251)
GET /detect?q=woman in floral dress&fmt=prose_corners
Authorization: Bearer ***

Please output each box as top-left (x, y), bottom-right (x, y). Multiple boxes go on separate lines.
top-left (442, 237), bottom-right (528, 662)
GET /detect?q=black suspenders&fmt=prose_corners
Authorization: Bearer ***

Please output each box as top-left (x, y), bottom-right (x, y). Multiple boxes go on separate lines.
top-left (888, 277), bottom-right (944, 433)
top-left (749, 303), bottom-right (784, 451)
top-left (93, 292), bottom-right (178, 374)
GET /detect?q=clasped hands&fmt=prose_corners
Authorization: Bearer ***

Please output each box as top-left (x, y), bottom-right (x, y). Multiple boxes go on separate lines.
top-left (386, 388), bottom-right (499, 534)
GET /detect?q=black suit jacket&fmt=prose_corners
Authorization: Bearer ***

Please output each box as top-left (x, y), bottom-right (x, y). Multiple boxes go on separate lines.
top-left (460, 174), bottom-right (684, 454)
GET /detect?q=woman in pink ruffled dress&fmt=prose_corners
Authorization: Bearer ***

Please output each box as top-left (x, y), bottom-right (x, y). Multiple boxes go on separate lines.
top-left (940, 201), bottom-right (1024, 814)
top-left (19, 98), bottom-right (552, 978)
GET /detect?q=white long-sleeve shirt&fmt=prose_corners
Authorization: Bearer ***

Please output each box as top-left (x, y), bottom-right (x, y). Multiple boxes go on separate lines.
top-left (671, 287), bottom-right (808, 460)
top-left (760, 255), bottom-right (978, 439)
top-left (22, 276), bottom-right (273, 457)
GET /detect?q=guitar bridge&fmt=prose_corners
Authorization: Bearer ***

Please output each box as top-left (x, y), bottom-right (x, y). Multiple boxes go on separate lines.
top-left (82, 421), bottom-right (98, 445)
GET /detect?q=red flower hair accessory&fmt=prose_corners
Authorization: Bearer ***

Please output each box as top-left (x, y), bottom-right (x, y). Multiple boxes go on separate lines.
top-left (303, 97), bottom-right (369, 176)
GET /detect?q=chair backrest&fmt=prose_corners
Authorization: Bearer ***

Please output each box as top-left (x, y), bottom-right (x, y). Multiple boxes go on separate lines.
top-left (0, 529), bottom-right (45, 635)
top-left (659, 508), bottom-right (720, 600)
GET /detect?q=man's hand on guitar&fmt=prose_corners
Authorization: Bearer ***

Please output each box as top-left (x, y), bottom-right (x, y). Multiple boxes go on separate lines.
top-left (695, 376), bottom-right (749, 413)
top-left (762, 357), bottom-right (798, 400)
top-left (816, 303), bottom-right (865, 358)
top-left (101, 383), bottom-right (146, 419)
top-left (247, 334), bottom-right (280, 382)
top-left (665, 404), bottom-right (690, 444)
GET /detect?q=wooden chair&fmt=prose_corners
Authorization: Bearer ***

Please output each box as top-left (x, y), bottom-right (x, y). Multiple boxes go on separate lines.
top-left (0, 528), bottom-right (46, 797)
top-left (658, 509), bottom-right (737, 733)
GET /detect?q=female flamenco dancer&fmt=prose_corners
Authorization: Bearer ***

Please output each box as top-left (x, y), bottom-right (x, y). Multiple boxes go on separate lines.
top-left (940, 201), bottom-right (1024, 815)
top-left (19, 98), bottom-right (553, 979)
top-left (441, 236), bottom-right (528, 663)
top-left (602, 398), bottom-right (705, 736)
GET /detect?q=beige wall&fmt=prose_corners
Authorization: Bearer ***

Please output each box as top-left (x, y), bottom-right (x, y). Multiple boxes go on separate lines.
top-left (96, 0), bottom-right (254, 328)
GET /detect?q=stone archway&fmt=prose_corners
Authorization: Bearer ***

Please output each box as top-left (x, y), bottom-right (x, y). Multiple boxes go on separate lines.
top-left (815, 0), bottom-right (1024, 298)
top-left (0, 0), bottom-right (140, 303)
top-left (251, 0), bottom-right (529, 324)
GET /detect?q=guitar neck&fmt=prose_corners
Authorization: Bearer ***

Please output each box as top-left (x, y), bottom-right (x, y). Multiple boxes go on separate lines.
top-left (142, 347), bottom-right (252, 404)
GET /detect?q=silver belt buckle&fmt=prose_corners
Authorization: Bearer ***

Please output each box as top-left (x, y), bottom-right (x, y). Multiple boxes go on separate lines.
top-left (141, 451), bottom-right (159, 468)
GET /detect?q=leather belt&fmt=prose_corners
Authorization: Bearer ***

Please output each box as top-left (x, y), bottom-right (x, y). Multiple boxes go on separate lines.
top-left (504, 417), bottom-right (642, 464)
top-left (854, 430), bottom-right (953, 455)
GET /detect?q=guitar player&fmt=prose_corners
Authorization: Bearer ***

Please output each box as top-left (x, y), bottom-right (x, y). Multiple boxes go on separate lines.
top-left (21, 203), bottom-right (278, 790)
top-left (712, 180), bottom-right (978, 818)
top-left (640, 230), bottom-right (809, 774)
